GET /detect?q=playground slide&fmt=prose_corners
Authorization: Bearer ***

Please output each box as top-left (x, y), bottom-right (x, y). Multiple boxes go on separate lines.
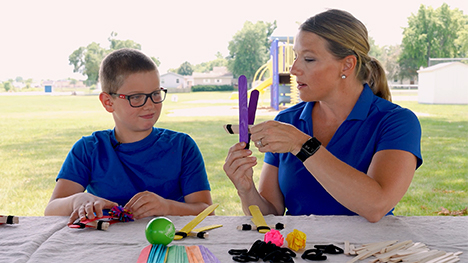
top-left (253, 77), bottom-right (272, 94)
top-left (230, 77), bottom-right (273, 100)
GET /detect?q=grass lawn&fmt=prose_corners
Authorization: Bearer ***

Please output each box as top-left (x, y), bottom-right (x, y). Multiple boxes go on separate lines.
top-left (0, 91), bottom-right (466, 217)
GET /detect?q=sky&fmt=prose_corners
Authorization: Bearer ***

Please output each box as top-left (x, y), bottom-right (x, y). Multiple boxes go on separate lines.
top-left (1, 0), bottom-right (468, 82)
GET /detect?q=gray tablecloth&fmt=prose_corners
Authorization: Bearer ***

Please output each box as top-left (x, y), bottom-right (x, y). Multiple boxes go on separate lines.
top-left (0, 215), bottom-right (466, 262)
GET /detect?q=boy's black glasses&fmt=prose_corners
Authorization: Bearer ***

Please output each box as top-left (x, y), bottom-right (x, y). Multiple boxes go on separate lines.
top-left (110, 88), bottom-right (167, 108)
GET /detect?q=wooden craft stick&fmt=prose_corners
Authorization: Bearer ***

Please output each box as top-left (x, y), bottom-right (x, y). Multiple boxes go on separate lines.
top-left (348, 244), bottom-right (356, 255)
top-left (425, 252), bottom-right (454, 263)
top-left (84, 220), bottom-right (110, 230)
top-left (401, 250), bottom-right (445, 262)
top-left (445, 258), bottom-right (461, 263)
top-left (380, 240), bottom-right (413, 254)
top-left (347, 240), bottom-right (400, 263)
top-left (0, 215), bottom-right (19, 224)
top-left (70, 220), bottom-right (110, 230)
top-left (344, 240), bottom-right (350, 255)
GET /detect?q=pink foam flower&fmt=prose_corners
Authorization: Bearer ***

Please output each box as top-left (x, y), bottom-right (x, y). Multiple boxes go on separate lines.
top-left (264, 229), bottom-right (284, 247)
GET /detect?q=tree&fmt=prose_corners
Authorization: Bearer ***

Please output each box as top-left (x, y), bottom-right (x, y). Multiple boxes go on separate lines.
top-left (69, 32), bottom-right (161, 86)
top-left (193, 52), bottom-right (228, 73)
top-left (3, 81), bottom-right (12, 92)
top-left (177, 61), bottom-right (194, 76)
top-left (227, 21), bottom-right (277, 82)
top-left (399, 4), bottom-right (468, 80)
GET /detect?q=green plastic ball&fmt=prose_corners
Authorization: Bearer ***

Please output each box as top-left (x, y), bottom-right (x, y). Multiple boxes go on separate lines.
top-left (145, 217), bottom-right (175, 245)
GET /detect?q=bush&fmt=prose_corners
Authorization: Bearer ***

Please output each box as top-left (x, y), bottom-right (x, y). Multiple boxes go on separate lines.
top-left (191, 85), bottom-right (234, 92)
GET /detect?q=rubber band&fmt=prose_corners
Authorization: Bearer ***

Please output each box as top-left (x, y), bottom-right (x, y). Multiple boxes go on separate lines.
top-left (7, 216), bottom-right (14, 224)
top-left (314, 244), bottom-right (344, 254)
top-left (230, 240), bottom-right (296, 263)
top-left (239, 224), bottom-right (252, 230)
top-left (175, 231), bottom-right (188, 238)
top-left (96, 220), bottom-right (104, 230)
top-left (301, 249), bottom-right (327, 261)
top-left (228, 249), bottom-right (248, 255)
top-left (195, 231), bottom-right (206, 239)
top-left (226, 124), bottom-right (234, 134)
top-left (256, 226), bottom-right (270, 232)
top-left (275, 223), bottom-right (285, 230)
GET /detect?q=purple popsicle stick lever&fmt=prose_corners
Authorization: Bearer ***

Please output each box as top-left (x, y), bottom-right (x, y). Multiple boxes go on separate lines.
top-left (247, 89), bottom-right (260, 147)
top-left (248, 90), bottom-right (259, 125)
top-left (238, 75), bottom-right (249, 148)
top-left (225, 75), bottom-right (259, 149)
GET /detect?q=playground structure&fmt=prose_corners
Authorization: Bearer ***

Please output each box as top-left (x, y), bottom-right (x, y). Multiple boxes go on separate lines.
top-left (231, 36), bottom-right (299, 110)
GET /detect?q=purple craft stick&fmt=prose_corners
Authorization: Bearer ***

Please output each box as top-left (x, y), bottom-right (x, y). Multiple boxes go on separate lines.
top-left (199, 245), bottom-right (221, 263)
top-left (238, 75), bottom-right (249, 145)
top-left (248, 89), bottom-right (259, 125)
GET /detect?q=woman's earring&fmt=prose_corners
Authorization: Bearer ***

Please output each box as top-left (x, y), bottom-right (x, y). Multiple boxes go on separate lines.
top-left (341, 74), bottom-right (346, 79)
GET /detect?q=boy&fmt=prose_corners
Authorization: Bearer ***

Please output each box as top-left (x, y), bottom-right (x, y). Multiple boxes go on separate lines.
top-left (45, 48), bottom-right (212, 224)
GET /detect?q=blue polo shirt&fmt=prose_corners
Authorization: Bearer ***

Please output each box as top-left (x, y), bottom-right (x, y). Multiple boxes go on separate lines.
top-left (57, 127), bottom-right (211, 206)
top-left (264, 84), bottom-right (422, 216)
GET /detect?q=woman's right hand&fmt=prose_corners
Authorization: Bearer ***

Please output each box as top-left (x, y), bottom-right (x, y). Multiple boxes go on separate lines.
top-left (69, 193), bottom-right (118, 224)
top-left (223, 142), bottom-right (258, 195)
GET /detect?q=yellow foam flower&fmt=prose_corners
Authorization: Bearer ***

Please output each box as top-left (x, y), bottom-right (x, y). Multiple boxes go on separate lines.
top-left (286, 229), bottom-right (306, 251)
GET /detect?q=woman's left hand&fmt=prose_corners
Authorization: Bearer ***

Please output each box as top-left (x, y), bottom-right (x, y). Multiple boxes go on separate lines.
top-left (250, 120), bottom-right (309, 154)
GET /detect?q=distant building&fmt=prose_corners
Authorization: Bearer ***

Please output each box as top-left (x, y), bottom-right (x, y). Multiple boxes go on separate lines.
top-left (191, 67), bottom-right (234, 86)
top-left (53, 79), bottom-right (87, 89)
top-left (160, 72), bottom-right (190, 93)
top-left (418, 62), bottom-right (468, 104)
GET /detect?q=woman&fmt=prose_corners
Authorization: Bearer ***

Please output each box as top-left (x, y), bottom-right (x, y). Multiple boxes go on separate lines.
top-left (223, 9), bottom-right (422, 223)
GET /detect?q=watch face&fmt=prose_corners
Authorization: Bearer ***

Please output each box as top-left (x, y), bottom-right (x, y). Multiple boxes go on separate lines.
top-left (303, 143), bottom-right (314, 154)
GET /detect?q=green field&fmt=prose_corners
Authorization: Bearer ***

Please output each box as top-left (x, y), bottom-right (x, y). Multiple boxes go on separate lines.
top-left (0, 91), bottom-right (466, 217)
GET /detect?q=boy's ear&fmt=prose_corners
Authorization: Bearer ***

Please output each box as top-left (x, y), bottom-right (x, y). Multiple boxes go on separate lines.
top-left (99, 92), bottom-right (114, 113)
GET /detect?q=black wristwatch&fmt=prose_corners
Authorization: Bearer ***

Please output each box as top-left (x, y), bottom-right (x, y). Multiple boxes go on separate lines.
top-left (295, 137), bottom-right (321, 162)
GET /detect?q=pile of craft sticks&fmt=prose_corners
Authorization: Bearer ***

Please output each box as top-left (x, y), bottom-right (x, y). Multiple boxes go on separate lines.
top-left (344, 240), bottom-right (462, 263)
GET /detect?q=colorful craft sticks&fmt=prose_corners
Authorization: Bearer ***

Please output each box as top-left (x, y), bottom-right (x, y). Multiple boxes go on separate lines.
top-left (137, 244), bottom-right (220, 263)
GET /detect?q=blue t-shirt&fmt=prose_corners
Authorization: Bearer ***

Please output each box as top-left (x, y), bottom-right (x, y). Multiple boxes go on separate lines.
top-left (264, 85), bottom-right (422, 216)
top-left (57, 127), bottom-right (211, 206)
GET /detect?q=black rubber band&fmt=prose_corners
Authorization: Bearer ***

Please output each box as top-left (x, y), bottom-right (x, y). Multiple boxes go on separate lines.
top-left (301, 249), bottom-right (327, 261)
top-left (6, 216), bottom-right (14, 224)
top-left (314, 244), bottom-right (344, 254)
top-left (228, 249), bottom-right (248, 255)
top-left (275, 222), bottom-right (285, 230)
top-left (226, 124), bottom-right (234, 134)
top-left (256, 226), bottom-right (270, 232)
top-left (197, 231), bottom-right (206, 238)
top-left (241, 224), bottom-right (252, 230)
top-left (175, 231), bottom-right (187, 238)
top-left (97, 220), bottom-right (104, 230)
top-left (76, 222), bottom-right (86, 229)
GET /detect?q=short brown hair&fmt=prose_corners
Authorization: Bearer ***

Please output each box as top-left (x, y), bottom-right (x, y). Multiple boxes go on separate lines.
top-left (300, 9), bottom-right (391, 101)
top-left (99, 48), bottom-right (158, 94)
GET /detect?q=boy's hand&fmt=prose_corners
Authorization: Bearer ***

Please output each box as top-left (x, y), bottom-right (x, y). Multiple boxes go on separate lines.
top-left (69, 193), bottom-right (118, 224)
top-left (223, 142), bottom-right (257, 196)
top-left (124, 191), bottom-right (169, 219)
